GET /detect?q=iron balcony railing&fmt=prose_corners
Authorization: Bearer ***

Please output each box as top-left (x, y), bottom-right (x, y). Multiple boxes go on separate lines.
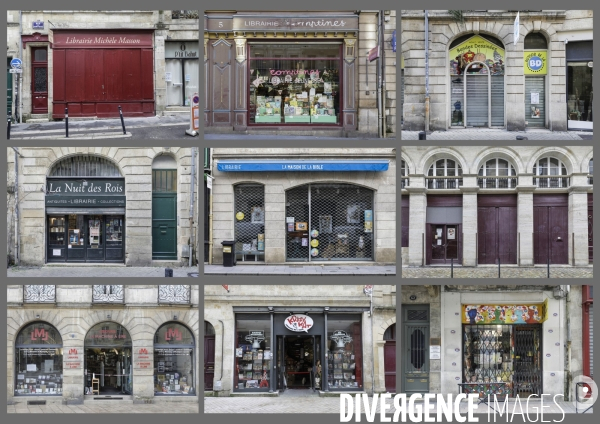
top-left (477, 176), bottom-right (518, 189)
top-left (23, 285), bottom-right (56, 303)
top-left (425, 176), bottom-right (463, 189)
top-left (92, 285), bottom-right (124, 303)
top-left (172, 10), bottom-right (199, 19)
top-left (533, 174), bottom-right (571, 188)
top-left (401, 178), bottom-right (409, 189)
top-left (158, 285), bottom-right (191, 304)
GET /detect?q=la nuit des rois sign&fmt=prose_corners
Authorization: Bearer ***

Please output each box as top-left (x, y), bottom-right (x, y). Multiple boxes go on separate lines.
top-left (45, 179), bottom-right (126, 207)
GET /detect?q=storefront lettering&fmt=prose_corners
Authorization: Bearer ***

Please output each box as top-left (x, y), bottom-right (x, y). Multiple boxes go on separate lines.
top-left (269, 69), bottom-right (318, 76)
top-left (281, 164), bottom-right (324, 170)
top-left (65, 37), bottom-right (141, 44)
top-left (137, 362), bottom-right (151, 368)
top-left (175, 51), bottom-right (198, 58)
top-left (31, 328), bottom-right (48, 341)
top-left (243, 20), bottom-right (347, 28)
top-left (284, 314), bottom-right (314, 332)
top-left (66, 362), bottom-right (81, 368)
top-left (48, 182), bottom-right (123, 193)
top-left (165, 328), bottom-right (183, 341)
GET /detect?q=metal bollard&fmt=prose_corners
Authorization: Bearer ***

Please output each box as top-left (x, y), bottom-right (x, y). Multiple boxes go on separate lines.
top-left (516, 136), bottom-right (528, 140)
top-left (451, 257), bottom-right (453, 278)
top-left (65, 107), bottom-right (69, 138)
top-left (165, 268), bottom-right (173, 277)
top-left (498, 257), bottom-right (501, 279)
top-left (419, 131), bottom-right (427, 140)
top-left (118, 105), bottom-right (126, 134)
top-left (7, 115), bottom-right (11, 140)
top-left (547, 257), bottom-right (550, 279)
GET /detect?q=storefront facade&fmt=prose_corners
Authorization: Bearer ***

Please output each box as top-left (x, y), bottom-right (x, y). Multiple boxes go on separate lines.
top-left (401, 10), bottom-right (593, 131)
top-left (204, 11), bottom-right (397, 137)
top-left (204, 285), bottom-right (396, 396)
top-left (401, 146), bottom-right (593, 268)
top-left (7, 285), bottom-right (199, 405)
top-left (209, 149), bottom-right (396, 265)
top-left (7, 147), bottom-right (198, 266)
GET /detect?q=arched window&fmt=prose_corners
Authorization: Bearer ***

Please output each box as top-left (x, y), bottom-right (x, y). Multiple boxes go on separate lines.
top-left (383, 323), bottom-right (396, 341)
top-left (154, 322), bottom-right (196, 396)
top-left (524, 33), bottom-right (548, 50)
top-left (204, 321), bottom-right (215, 335)
top-left (478, 158), bottom-right (517, 188)
top-left (401, 160), bottom-right (409, 188)
top-left (589, 158), bottom-right (593, 185)
top-left (49, 155), bottom-right (121, 177)
top-left (15, 322), bottom-right (63, 396)
top-left (533, 157), bottom-right (569, 188)
top-left (427, 158), bottom-right (463, 189)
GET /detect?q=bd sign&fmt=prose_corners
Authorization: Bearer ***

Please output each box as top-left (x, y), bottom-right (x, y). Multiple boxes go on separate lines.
top-left (284, 314), bottom-right (314, 333)
top-left (524, 51), bottom-right (547, 75)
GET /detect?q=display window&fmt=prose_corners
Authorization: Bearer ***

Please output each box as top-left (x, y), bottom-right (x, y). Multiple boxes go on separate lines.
top-left (567, 62), bottom-right (593, 124)
top-left (248, 43), bottom-right (341, 125)
top-left (234, 184), bottom-right (265, 262)
top-left (84, 322), bottom-right (132, 395)
top-left (235, 314), bottom-right (271, 391)
top-left (327, 315), bottom-right (362, 390)
top-left (154, 322), bottom-right (196, 395)
top-left (14, 322), bottom-right (63, 396)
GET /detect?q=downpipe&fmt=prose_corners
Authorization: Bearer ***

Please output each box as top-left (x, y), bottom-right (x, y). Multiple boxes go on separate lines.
top-left (424, 10), bottom-right (430, 132)
top-left (565, 285), bottom-right (572, 401)
top-left (189, 148), bottom-right (196, 267)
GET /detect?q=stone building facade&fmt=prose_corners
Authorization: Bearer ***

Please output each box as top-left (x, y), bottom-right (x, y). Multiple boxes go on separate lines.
top-left (208, 148), bottom-right (396, 265)
top-left (401, 146), bottom-right (593, 269)
top-left (204, 10), bottom-right (396, 137)
top-left (7, 285), bottom-right (199, 406)
top-left (401, 285), bottom-right (586, 401)
top-left (6, 10), bottom-right (199, 122)
top-left (401, 10), bottom-right (593, 131)
top-left (204, 285), bottom-right (396, 396)
top-left (6, 147), bottom-right (199, 266)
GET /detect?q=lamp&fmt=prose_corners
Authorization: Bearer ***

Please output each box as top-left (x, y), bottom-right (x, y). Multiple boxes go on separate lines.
top-left (173, 314), bottom-right (178, 320)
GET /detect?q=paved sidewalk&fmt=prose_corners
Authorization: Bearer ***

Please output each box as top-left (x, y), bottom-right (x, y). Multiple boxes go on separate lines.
top-left (8, 402), bottom-right (199, 414)
top-left (204, 265), bottom-right (396, 276)
top-left (7, 266), bottom-right (199, 278)
top-left (402, 266), bottom-right (593, 279)
top-left (402, 129), bottom-right (592, 140)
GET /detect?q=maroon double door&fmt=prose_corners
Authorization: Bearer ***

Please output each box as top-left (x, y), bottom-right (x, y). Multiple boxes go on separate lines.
top-left (533, 194), bottom-right (568, 264)
top-left (204, 334), bottom-right (215, 390)
top-left (477, 195), bottom-right (517, 264)
top-left (383, 323), bottom-right (396, 393)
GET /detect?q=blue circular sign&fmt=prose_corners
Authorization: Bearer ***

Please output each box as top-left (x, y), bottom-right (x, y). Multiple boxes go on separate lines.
top-left (528, 56), bottom-right (543, 72)
top-left (10, 58), bottom-right (22, 69)
top-left (193, 96), bottom-right (199, 104)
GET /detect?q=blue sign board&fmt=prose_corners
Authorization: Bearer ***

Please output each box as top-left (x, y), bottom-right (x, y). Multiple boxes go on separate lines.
top-left (10, 58), bottom-right (22, 69)
top-left (33, 20), bottom-right (44, 30)
top-left (217, 160), bottom-right (389, 172)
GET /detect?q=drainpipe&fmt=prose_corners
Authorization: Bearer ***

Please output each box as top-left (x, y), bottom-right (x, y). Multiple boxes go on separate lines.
top-left (218, 319), bottom-right (225, 394)
top-left (189, 147), bottom-right (196, 267)
top-left (19, 11), bottom-right (22, 124)
top-left (11, 147), bottom-right (22, 266)
top-left (370, 291), bottom-right (375, 396)
top-left (424, 10), bottom-right (430, 132)
top-left (208, 153), bottom-right (214, 264)
top-left (376, 11), bottom-right (384, 138)
top-left (380, 11), bottom-right (387, 138)
top-left (565, 285), bottom-right (572, 401)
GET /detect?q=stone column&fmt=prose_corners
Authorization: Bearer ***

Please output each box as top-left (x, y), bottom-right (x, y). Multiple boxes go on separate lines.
top-left (357, 11), bottom-right (378, 136)
top-left (568, 175), bottom-right (590, 266)
top-left (264, 181), bottom-right (285, 263)
top-left (132, 344), bottom-right (154, 403)
top-left (62, 338), bottom-right (85, 404)
top-left (407, 184), bottom-right (426, 266)
top-left (233, 37), bottom-right (248, 131)
top-left (517, 175), bottom-right (535, 265)
top-left (460, 183), bottom-right (479, 266)
top-left (374, 340), bottom-right (386, 393)
top-left (154, 32), bottom-right (167, 116)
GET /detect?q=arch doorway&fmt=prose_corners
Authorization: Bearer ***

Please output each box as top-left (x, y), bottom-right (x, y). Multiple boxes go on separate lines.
top-left (383, 323), bottom-right (396, 393)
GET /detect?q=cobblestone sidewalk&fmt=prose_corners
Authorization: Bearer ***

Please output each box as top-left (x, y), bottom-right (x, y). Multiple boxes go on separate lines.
top-left (402, 129), bottom-right (592, 140)
top-left (204, 265), bottom-right (397, 276)
top-left (7, 266), bottom-right (199, 278)
top-left (7, 402), bottom-right (199, 414)
top-left (402, 266), bottom-right (593, 278)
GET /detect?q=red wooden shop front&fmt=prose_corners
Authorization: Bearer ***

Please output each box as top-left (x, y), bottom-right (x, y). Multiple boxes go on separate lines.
top-left (50, 30), bottom-right (154, 119)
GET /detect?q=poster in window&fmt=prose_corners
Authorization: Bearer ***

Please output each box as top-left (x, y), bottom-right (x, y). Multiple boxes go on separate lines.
top-left (251, 206), bottom-right (265, 223)
top-left (531, 106), bottom-right (541, 118)
top-left (324, 82), bottom-right (332, 94)
top-left (447, 228), bottom-right (456, 240)
top-left (347, 205), bottom-right (360, 224)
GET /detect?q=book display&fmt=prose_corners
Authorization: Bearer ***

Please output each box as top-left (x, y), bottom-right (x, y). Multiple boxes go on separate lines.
top-left (15, 350), bottom-right (63, 395)
top-left (236, 349), bottom-right (271, 390)
top-left (327, 351), bottom-right (357, 389)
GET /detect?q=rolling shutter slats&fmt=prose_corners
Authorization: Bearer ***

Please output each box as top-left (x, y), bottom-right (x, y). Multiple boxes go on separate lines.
top-left (491, 76), bottom-right (504, 126)
top-left (525, 76), bottom-right (545, 128)
top-left (466, 75), bottom-right (488, 127)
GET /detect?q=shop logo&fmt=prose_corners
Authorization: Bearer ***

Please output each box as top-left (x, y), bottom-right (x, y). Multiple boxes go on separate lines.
top-left (139, 348), bottom-right (148, 354)
top-left (284, 314), bottom-right (313, 333)
top-left (68, 349), bottom-right (78, 355)
top-left (31, 328), bottom-right (48, 341)
top-left (528, 56), bottom-right (543, 71)
top-left (165, 328), bottom-right (182, 341)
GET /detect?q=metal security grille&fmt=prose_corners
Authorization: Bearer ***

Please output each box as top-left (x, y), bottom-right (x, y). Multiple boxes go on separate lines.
top-left (526, 77), bottom-right (545, 128)
top-left (407, 310), bottom-right (428, 321)
top-left (590, 304), bottom-right (594, 378)
top-left (234, 184), bottom-right (265, 261)
top-left (513, 326), bottom-right (542, 397)
top-left (406, 325), bottom-right (429, 373)
top-left (466, 74), bottom-right (488, 127)
top-left (451, 76), bottom-right (464, 126)
top-left (491, 76), bottom-right (504, 126)
top-left (285, 184), bottom-right (373, 261)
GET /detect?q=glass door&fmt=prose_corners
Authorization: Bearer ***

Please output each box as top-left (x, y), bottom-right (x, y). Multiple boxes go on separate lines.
top-left (567, 62), bottom-right (593, 130)
top-left (277, 336), bottom-right (286, 391)
top-left (105, 215), bottom-right (124, 262)
top-left (47, 216), bottom-right (66, 262)
top-left (86, 215), bottom-right (104, 262)
top-left (430, 224), bottom-right (460, 264)
top-left (67, 214), bottom-right (85, 262)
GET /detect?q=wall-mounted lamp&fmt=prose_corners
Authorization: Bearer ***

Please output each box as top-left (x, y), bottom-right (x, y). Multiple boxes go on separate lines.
top-left (324, 307), bottom-right (330, 312)
top-left (173, 314), bottom-right (178, 320)
top-left (35, 314), bottom-right (40, 319)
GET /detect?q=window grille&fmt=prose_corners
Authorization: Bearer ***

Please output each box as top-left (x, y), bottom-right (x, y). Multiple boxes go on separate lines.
top-left (533, 157), bottom-right (569, 188)
top-left (171, 10), bottom-right (199, 19)
top-left (478, 158), bottom-right (518, 188)
top-left (158, 285), bottom-right (191, 304)
top-left (152, 170), bottom-right (177, 192)
top-left (407, 310), bottom-right (428, 321)
top-left (426, 158), bottom-right (463, 189)
top-left (92, 285), bottom-right (124, 303)
top-left (49, 155), bottom-right (121, 177)
top-left (23, 285), bottom-right (55, 303)
top-left (234, 184), bottom-right (265, 262)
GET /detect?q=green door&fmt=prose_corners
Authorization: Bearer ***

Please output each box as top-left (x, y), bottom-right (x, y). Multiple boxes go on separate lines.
top-left (7, 68), bottom-right (13, 118)
top-left (152, 169), bottom-right (178, 260)
top-left (401, 305), bottom-right (430, 395)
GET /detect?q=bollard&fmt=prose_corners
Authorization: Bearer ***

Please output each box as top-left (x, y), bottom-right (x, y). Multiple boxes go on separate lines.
top-left (516, 136), bottom-right (528, 140)
top-left (547, 256), bottom-right (550, 279)
top-left (498, 257), bottom-right (501, 279)
top-left (65, 107), bottom-right (69, 138)
top-left (451, 257), bottom-right (453, 278)
top-left (7, 115), bottom-right (11, 140)
top-left (118, 105), bottom-right (126, 134)
top-left (165, 268), bottom-right (173, 277)
top-left (419, 131), bottom-right (427, 140)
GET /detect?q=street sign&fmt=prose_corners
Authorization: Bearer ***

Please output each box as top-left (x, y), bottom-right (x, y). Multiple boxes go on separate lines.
top-left (513, 12), bottom-right (520, 46)
top-left (10, 58), bottom-right (22, 69)
top-left (33, 20), bottom-right (44, 30)
top-left (9, 69), bottom-right (22, 74)
top-left (368, 45), bottom-right (380, 62)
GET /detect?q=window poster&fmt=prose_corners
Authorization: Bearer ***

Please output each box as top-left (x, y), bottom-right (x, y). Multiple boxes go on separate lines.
top-left (447, 228), bottom-right (456, 240)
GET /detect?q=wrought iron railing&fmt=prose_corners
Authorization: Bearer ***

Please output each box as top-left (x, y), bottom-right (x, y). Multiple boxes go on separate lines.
top-left (401, 178), bottom-right (409, 189)
top-left (533, 175), bottom-right (570, 188)
top-left (425, 176), bottom-right (463, 189)
top-left (92, 285), bottom-right (124, 303)
top-left (477, 176), bottom-right (518, 189)
top-left (158, 285), bottom-right (191, 304)
top-left (588, 175), bottom-right (593, 185)
top-left (23, 285), bottom-right (56, 303)
top-left (172, 10), bottom-right (199, 19)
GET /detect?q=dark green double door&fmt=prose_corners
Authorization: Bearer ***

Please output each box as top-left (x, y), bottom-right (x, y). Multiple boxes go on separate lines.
top-left (152, 193), bottom-right (177, 259)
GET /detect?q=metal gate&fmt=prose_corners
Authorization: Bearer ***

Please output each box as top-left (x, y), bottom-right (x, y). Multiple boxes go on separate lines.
top-left (234, 184), bottom-right (265, 261)
top-left (513, 326), bottom-right (542, 397)
top-left (525, 76), bottom-right (545, 128)
top-left (402, 306), bottom-right (429, 394)
top-left (466, 74), bottom-right (488, 127)
top-left (285, 184), bottom-right (374, 262)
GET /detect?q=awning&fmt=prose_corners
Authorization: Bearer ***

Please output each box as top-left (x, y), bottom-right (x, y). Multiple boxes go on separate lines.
top-left (46, 207), bottom-right (126, 215)
top-left (217, 160), bottom-right (389, 172)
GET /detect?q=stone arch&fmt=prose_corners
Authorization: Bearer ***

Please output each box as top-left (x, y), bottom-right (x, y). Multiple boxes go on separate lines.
top-left (401, 152), bottom-right (416, 177)
top-left (473, 147), bottom-right (525, 175)
top-left (419, 147), bottom-right (470, 175)
top-left (375, 317), bottom-right (397, 341)
top-left (9, 310), bottom-right (68, 344)
top-left (581, 149), bottom-right (594, 175)
top-left (526, 147), bottom-right (578, 174)
top-left (46, 152), bottom-right (123, 177)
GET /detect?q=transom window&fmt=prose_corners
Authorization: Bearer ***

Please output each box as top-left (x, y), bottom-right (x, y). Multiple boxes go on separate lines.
top-left (427, 158), bottom-right (463, 189)
top-left (401, 160), bottom-right (409, 188)
top-left (478, 158), bottom-right (517, 188)
top-left (49, 155), bottom-right (121, 177)
top-left (533, 157), bottom-right (569, 188)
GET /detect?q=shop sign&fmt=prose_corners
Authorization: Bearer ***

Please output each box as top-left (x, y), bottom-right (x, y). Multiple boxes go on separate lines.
top-left (134, 347), bottom-right (153, 369)
top-left (524, 51), bottom-right (547, 75)
top-left (31, 328), bottom-right (49, 341)
top-left (463, 303), bottom-right (548, 325)
top-left (51, 31), bottom-right (153, 48)
top-left (392, 30), bottom-right (396, 53)
top-left (217, 160), bottom-right (389, 172)
top-left (232, 16), bottom-right (359, 32)
top-left (45, 178), bottom-right (126, 207)
top-left (284, 314), bottom-right (314, 333)
top-left (165, 41), bottom-right (199, 59)
top-left (368, 46), bottom-right (380, 62)
top-left (364, 210), bottom-right (373, 233)
top-left (65, 348), bottom-right (83, 367)
top-left (449, 35), bottom-right (505, 76)
top-left (165, 328), bottom-right (183, 341)
top-left (430, 345), bottom-right (441, 360)
top-left (155, 348), bottom-right (193, 356)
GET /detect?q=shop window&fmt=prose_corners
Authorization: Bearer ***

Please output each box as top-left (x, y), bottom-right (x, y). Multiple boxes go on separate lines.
top-left (401, 160), bottom-right (409, 188)
top-left (154, 322), bottom-right (196, 395)
top-left (427, 158), bottom-right (463, 189)
top-left (14, 322), bottom-right (63, 396)
top-left (478, 158), bottom-right (517, 188)
top-left (567, 62), bottom-right (593, 124)
top-left (49, 155), bottom-right (121, 177)
top-left (235, 314), bottom-right (271, 391)
top-left (234, 184), bottom-right (265, 262)
top-left (533, 157), bottom-right (569, 188)
top-left (589, 158), bottom-right (593, 185)
top-left (249, 43), bottom-right (341, 125)
top-left (327, 315), bottom-right (362, 390)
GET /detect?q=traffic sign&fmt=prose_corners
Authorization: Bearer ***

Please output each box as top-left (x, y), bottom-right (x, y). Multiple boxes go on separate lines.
top-left (186, 92), bottom-right (199, 136)
top-left (9, 69), bottom-right (23, 74)
top-left (10, 58), bottom-right (22, 69)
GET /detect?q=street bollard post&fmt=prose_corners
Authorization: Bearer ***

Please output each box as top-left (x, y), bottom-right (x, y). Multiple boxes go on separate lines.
top-left (7, 115), bottom-right (11, 140)
top-left (419, 131), bottom-right (426, 140)
top-left (65, 107), bottom-right (69, 138)
top-left (451, 257), bottom-right (453, 278)
top-left (118, 105), bottom-right (126, 134)
top-left (165, 268), bottom-right (173, 277)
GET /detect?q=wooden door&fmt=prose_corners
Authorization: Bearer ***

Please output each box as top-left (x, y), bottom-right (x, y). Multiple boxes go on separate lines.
top-left (85, 50), bottom-right (105, 101)
top-left (384, 340), bottom-right (396, 392)
top-left (31, 48), bottom-right (48, 113)
top-left (104, 50), bottom-right (123, 101)
top-left (533, 195), bottom-right (568, 264)
top-left (152, 193), bottom-right (177, 260)
top-left (478, 205), bottom-right (517, 264)
top-left (204, 335), bottom-right (215, 390)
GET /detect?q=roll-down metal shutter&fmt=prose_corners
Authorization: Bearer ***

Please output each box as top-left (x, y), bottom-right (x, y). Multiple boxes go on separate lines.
top-left (590, 303), bottom-right (594, 378)
top-left (491, 75), bottom-right (504, 127)
top-left (525, 76), bottom-right (545, 128)
top-left (451, 76), bottom-right (464, 126)
top-left (466, 74), bottom-right (488, 127)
